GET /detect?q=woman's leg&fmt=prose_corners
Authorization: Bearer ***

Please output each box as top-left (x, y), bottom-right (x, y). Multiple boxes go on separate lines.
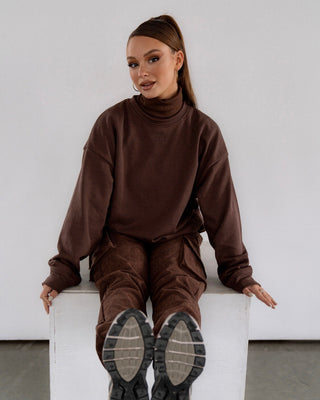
top-left (149, 232), bottom-right (207, 338)
top-left (149, 232), bottom-right (207, 399)
top-left (92, 230), bottom-right (150, 365)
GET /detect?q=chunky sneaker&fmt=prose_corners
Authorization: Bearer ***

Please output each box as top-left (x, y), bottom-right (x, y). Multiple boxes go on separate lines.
top-left (102, 308), bottom-right (154, 400)
top-left (152, 312), bottom-right (206, 400)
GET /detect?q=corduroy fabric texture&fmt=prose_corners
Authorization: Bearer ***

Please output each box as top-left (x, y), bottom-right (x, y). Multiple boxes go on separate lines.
top-left (92, 229), bottom-right (207, 365)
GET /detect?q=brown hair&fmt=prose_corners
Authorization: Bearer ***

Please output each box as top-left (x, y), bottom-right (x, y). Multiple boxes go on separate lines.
top-left (127, 15), bottom-right (197, 108)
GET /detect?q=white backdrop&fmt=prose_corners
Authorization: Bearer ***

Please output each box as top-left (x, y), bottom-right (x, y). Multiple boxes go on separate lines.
top-left (0, 0), bottom-right (319, 340)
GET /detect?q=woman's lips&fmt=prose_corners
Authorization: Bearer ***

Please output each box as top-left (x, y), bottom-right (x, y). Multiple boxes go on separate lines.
top-left (140, 82), bottom-right (155, 91)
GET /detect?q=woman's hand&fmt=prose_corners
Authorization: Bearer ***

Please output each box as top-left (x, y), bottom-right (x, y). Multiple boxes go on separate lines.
top-left (40, 284), bottom-right (59, 314)
top-left (242, 284), bottom-right (277, 309)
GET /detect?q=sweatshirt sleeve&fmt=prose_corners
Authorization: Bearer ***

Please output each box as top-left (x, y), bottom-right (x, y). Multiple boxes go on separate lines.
top-left (195, 122), bottom-right (261, 293)
top-left (42, 112), bottom-right (115, 293)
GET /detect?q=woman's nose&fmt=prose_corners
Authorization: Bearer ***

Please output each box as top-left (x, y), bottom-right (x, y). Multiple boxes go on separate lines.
top-left (138, 63), bottom-right (148, 77)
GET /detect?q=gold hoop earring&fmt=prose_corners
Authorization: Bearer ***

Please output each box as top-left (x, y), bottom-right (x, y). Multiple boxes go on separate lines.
top-left (133, 83), bottom-right (140, 92)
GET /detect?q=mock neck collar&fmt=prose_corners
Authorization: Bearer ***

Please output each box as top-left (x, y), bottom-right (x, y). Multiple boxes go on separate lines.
top-left (135, 85), bottom-right (184, 119)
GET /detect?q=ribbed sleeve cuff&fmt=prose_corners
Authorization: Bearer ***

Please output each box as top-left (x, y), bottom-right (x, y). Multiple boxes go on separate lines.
top-left (42, 263), bottom-right (82, 293)
top-left (218, 268), bottom-right (261, 294)
top-left (233, 276), bottom-right (261, 293)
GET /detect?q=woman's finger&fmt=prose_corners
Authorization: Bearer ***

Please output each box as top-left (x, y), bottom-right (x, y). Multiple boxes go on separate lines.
top-left (243, 287), bottom-right (254, 297)
top-left (40, 292), bottom-right (50, 314)
top-left (243, 285), bottom-right (277, 309)
top-left (40, 285), bottom-right (58, 313)
top-left (47, 289), bottom-right (59, 306)
top-left (253, 287), bottom-right (277, 308)
top-left (40, 295), bottom-right (49, 314)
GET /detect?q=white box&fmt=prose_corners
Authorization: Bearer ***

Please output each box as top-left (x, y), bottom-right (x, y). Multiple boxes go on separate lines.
top-left (49, 241), bottom-right (251, 400)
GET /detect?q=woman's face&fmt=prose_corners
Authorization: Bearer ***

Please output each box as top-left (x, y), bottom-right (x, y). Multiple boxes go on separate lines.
top-left (126, 36), bottom-right (184, 100)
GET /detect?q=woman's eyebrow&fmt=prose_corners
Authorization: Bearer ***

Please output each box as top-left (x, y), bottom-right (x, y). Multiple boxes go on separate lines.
top-left (127, 49), bottom-right (161, 60)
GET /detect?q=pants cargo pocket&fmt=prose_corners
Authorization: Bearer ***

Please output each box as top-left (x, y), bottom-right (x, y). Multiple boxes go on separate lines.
top-left (182, 232), bottom-right (208, 296)
top-left (91, 230), bottom-right (115, 270)
top-left (183, 233), bottom-right (207, 279)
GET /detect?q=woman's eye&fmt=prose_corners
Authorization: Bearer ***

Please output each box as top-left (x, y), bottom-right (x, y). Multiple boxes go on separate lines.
top-left (127, 57), bottom-right (159, 68)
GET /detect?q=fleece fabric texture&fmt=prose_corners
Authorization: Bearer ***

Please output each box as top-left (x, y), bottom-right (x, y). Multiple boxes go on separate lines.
top-left (43, 85), bottom-right (260, 294)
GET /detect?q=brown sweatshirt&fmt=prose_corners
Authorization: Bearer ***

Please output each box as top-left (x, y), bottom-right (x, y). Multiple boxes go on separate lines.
top-left (42, 85), bottom-right (260, 294)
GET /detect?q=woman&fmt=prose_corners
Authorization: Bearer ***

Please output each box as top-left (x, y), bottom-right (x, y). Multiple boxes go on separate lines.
top-left (40, 15), bottom-right (277, 400)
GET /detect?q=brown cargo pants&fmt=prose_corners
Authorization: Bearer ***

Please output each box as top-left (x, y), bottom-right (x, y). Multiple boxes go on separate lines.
top-left (91, 229), bottom-right (207, 365)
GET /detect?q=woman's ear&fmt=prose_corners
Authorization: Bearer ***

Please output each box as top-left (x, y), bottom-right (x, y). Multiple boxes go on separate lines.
top-left (175, 50), bottom-right (184, 72)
